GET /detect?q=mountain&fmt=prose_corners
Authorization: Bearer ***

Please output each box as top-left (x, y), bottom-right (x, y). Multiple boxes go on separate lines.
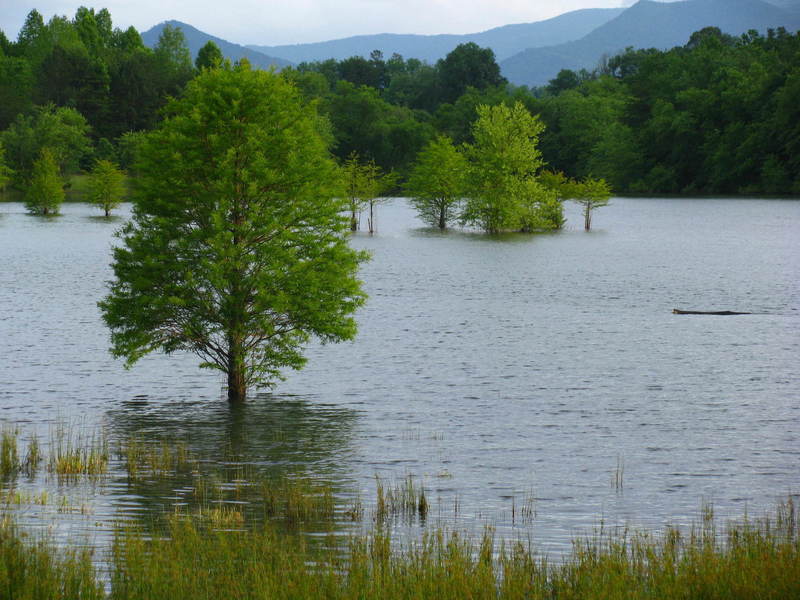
top-left (246, 8), bottom-right (624, 64)
top-left (141, 21), bottom-right (292, 69)
top-left (501, 0), bottom-right (800, 88)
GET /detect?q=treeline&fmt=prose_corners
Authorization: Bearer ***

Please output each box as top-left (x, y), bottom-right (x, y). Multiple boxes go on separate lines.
top-left (1, 7), bottom-right (798, 201)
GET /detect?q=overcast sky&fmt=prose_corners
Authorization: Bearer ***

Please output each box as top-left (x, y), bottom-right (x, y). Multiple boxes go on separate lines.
top-left (0, 1), bottom-right (654, 46)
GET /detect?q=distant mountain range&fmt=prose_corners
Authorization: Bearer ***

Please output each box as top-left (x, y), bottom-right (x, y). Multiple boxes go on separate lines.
top-left (501, 0), bottom-right (800, 87)
top-left (142, 0), bottom-right (800, 89)
top-left (141, 20), bottom-right (291, 70)
top-left (245, 8), bottom-right (624, 64)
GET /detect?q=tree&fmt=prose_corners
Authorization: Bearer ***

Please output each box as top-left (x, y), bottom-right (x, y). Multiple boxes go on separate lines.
top-left (0, 142), bottom-right (13, 193)
top-left (1, 104), bottom-right (91, 184)
top-left (87, 159), bottom-right (125, 216)
top-left (461, 102), bottom-right (552, 233)
top-left (437, 42), bottom-right (506, 104)
top-left (405, 135), bottom-right (467, 229)
top-left (341, 151), bottom-right (395, 233)
top-left (571, 177), bottom-right (611, 230)
top-left (25, 147), bottom-right (63, 214)
top-left (195, 40), bottom-right (223, 71)
top-left (99, 64), bottom-right (367, 404)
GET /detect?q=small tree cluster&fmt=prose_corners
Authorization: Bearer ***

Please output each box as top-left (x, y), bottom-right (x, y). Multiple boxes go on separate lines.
top-left (342, 152), bottom-right (395, 234)
top-left (405, 102), bottom-right (574, 233)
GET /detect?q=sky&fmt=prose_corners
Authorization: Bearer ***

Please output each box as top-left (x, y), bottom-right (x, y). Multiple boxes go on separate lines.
top-left (1, 0), bottom-right (651, 47)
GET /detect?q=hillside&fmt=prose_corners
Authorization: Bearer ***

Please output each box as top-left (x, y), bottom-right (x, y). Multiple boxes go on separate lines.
top-left (246, 8), bottom-right (624, 64)
top-left (501, 0), bottom-right (800, 87)
top-left (141, 21), bottom-right (292, 70)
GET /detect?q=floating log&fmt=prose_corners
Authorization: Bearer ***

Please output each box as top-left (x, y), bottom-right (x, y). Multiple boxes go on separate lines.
top-left (672, 309), bottom-right (752, 315)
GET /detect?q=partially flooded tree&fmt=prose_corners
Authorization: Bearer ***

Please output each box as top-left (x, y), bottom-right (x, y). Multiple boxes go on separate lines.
top-left (405, 135), bottom-right (467, 229)
top-left (87, 159), bottom-right (126, 216)
top-left (100, 64), bottom-right (367, 403)
top-left (25, 148), bottom-right (63, 215)
top-left (462, 102), bottom-right (551, 233)
top-left (342, 152), bottom-right (395, 234)
top-left (571, 177), bottom-right (611, 230)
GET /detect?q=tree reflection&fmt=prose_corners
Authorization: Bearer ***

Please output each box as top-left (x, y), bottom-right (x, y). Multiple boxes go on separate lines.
top-left (103, 393), bottom-right (360, 530)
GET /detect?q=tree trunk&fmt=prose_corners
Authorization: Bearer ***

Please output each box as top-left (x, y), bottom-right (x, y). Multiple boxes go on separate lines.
top-left (368, 201), bottom-right (375, 234)
top-left (227, 342), bottom-right (247, 404)
top-left (438, 207), bottom-right (446, 230)
top-left (584, 202), bottom-right (592, 231)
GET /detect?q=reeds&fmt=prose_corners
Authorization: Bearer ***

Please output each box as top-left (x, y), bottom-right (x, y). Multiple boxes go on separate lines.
top-left (1, 491), bottom-right (798, 599)
top-left (375, 474), bottom-right (428, 523)
top-left (0, 517), bottom-right (104, 600)
top-left (48, 424), bottom-right (108, 476)
top-left (0, 428), bottom-right (41, 478)
top-left (119, 436), bottom-right (196, 480)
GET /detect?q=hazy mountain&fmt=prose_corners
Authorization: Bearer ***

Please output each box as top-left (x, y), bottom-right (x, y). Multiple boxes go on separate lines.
top-left (501, 0), bottom-right (800, 88)
top-left (246, 8), bottom-right (624, 64)
top-left (141, 21), bottom-right (292, 69)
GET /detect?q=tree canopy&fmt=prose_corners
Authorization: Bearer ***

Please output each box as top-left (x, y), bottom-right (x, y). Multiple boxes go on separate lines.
top-left (99, 64), bottom-right (367, 403)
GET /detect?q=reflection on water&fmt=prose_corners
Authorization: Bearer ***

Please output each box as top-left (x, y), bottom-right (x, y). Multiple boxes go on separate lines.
top-left (104, 394), bottom-right (359, 528)
top-left (0, 198), bottom-right (799, 555)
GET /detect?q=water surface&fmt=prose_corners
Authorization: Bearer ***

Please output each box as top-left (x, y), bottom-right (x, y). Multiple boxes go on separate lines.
top-left (0, 198), bottom-right (798, 553)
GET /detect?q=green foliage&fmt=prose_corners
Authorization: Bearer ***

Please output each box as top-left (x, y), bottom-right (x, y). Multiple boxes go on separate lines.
top-left (195, 40), bottom-right (223, 70)
top-left (99, 64), bottom-right (367, 403)
top-left (3, 494), bottom-right (799, 600)
top-left (405, 135), bottom-right (468, 229)
top-left (342, 151), bottom-right (396, 233)
top-left (1, 104), bottom-right (91, 184)
top-left (87, 159), bottom-right (126, 216)
top-left (24, 147), bottom-right (63, 215)
top-left (0, 141), bottom-right (13, 192)
top-left (323, 80), bottom-right (434, 172)
top-left (462, 102), bottom-right (558, 233)
top-left (437, 42), bottom-right (507, 104)
top-left (570, 177), bottom-right (612, 230)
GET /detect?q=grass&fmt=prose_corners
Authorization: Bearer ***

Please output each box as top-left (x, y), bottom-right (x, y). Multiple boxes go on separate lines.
top-left (118, 435), bottom-right (196, 481)
top-left (1, 428), bottom-right (42, 478)
top-left (1, 496), bottom-right (797, 599)
top-left (375, 474), bottom-right (428, 523)
top-left (48, 423), bottom-right (108, 477)
top-left (1, 430), bottom-right (797, 598)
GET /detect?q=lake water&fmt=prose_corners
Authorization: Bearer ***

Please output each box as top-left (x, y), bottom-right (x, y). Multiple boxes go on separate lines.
top-left (0, 197), bottom-right (798, 555)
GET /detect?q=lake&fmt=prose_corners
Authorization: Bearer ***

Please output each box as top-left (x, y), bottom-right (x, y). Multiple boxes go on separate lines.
top-left (0, 197), bottom-right (798, 554)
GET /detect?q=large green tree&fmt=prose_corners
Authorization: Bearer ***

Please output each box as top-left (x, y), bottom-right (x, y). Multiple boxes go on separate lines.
top-left (99, 64), bottom-right (367, 404)
top-left (462, 102), bottom-right (555, 233)
top-left (437, 42), bottom-right (506, 104)
top-left (405, 135), bottom-right (467, 229)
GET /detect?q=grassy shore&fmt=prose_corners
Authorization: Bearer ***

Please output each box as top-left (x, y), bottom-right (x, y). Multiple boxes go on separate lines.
top-left (1, 429), bottom-right (798, 598)
top-left (1, 493), bottom-right (797, 599)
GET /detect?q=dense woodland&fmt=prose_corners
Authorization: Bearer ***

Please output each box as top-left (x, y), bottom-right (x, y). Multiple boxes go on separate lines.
top-left (1, 7), bottom-right (798, 202)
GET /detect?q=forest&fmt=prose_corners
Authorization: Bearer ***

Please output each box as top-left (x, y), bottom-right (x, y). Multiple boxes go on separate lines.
top-left (1, 7), bottom-right (799, 202)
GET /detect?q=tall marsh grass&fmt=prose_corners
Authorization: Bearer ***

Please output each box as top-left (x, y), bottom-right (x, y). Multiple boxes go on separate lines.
top-left (1, 494), bottom-right (798, 599)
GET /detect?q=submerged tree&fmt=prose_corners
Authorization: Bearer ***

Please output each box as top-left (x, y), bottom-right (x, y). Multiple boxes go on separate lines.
top-left (405, 135), bottom-right (467, 229)
top-left (462, 102), bottom-right (555, 233)
top-left (24, 148), bottom-right (63, 215)
top-left (341, 152), bottom-right (394, 234)
top-left (571, 177), bottom-right (612, 230)
top-left (87, 159), bottom-right (125, 216)
top-left (100, 64), bottom-right (367, 403)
